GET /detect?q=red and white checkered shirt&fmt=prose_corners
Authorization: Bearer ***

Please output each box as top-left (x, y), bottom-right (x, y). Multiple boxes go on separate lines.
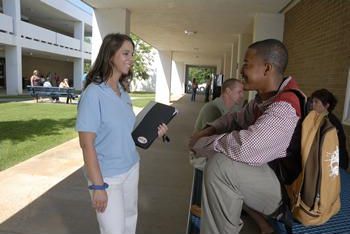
top-left (193, 77), bottom-right (301, 166)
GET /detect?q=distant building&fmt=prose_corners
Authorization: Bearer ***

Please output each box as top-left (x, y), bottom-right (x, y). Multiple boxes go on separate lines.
top-left (0, 0), bottom-right (92, 94)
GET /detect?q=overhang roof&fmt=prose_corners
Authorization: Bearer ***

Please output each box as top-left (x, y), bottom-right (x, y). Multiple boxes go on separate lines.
top-left (84, 0), bottom-right (292, 64)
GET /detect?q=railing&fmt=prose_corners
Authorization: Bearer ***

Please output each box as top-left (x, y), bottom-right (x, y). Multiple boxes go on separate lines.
top-left (56, 33), bottom-right (80, 50)
top-left (20, 21), bottom-right (56, 44)
top-left (83, 41), bottom-right (92, 53)
top-left (0, 13), bottom-right (13, 33)
top-left (19, 21), bottom-right (91, 53)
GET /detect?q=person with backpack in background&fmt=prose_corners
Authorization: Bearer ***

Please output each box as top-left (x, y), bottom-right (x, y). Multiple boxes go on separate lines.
top-left (189, 39), bottom-right (302, 234)
top-left (311, 89), bottom-right (349, 171)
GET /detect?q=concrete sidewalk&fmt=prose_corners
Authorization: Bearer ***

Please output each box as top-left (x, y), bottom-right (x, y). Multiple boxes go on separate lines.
top-left (0, 138), bottom-right (83, 224)
top-left (0, 94), bottom-right (260, 234)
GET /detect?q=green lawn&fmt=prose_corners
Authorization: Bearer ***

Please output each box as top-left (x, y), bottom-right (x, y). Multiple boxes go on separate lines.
top-left (130, 92), bottom-right (155, 108)
top-left (0, 95), bottom-right (32, 99)
top-left (0, 102), bottom-right (78, 170)
top-left (0, 93), bottom-right (154, 171)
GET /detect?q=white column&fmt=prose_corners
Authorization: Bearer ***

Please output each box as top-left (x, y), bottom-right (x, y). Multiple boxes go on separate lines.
top-left (253, 13), bottom-right (285, 42)
top-left (5, 46), bottom-right (22, 94)
top-left (223, 53), bottom-right (227, 78)
top-left (74, 21), bottom-right (84, 90)
top-left (92, 8), bottom-right (130, 63)
top-left (4, 0), bottom-right (22, 95)
top-left (236, 34), bottom-right (252, 101)
top-left (171, 61), bottom-right (185, 99)
top-left (218, 58), bottom-right (224, 74)
top-left (155, 50), bottom-right (172, 104)
top-left (229, 43), bottom-right (238, 78)
top-left (73, 58), bottom-right (83, 90)
top-left (248, 13), bottom-right (284, 100)
top-left (74, 21), bottom-right (84, 50)
top-left (236, 34), bottom-right (252, 79)
top-left (224, 52), bottom-right (231, 80)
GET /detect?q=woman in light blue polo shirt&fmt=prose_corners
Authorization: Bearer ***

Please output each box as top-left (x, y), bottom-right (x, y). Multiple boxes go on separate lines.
top-left (76, 33), bottom-right (167, 234)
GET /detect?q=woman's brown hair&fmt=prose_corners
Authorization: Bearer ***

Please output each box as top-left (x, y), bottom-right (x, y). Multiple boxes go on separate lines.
top-left (84, 33), bottom-right (135, 89)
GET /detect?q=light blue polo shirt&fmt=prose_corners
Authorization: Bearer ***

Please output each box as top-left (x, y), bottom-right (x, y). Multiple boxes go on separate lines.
top-left (76, 82), bottom-right (139, 177)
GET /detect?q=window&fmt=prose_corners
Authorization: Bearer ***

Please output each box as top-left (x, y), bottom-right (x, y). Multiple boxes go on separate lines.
top-left (343, 68), bottom-right (350, 126)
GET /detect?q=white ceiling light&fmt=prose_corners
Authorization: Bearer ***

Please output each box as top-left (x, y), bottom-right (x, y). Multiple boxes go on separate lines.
top-left (184, 30), bottom-right (197, 36)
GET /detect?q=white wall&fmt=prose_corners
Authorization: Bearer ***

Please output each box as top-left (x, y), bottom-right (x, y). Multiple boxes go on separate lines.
top-left (0, 13), bottom-right (13, 33)
top-left (236, 34), bottom-right (252, 79)
top-left (171, 61), bottom-right (185, 96)
top-left (253, 13), bottom-right (285, 42)
top-left (155, 50), bottom-right (172, 104)
top-left (92, 8), bottom-right (130, 63)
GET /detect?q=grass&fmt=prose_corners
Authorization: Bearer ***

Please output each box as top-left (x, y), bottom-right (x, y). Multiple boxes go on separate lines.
top-left (130, 92), bottom-right (155, 108)
top-left (0, 102), bottom-right (77, 171)
top-left (0, 95), bottom-right (32, 99)
top-left (0, 93), bottom-right (154, 170)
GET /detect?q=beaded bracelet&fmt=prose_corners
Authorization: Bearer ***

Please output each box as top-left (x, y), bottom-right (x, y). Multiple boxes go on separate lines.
top-left (88, 182), bottom-right (109, 190)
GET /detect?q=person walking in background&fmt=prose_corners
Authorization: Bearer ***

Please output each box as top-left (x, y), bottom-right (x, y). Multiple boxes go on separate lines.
top-left (76, 33), bottom-right (168, 234)
top-left (310, 89), bottom-right (349, 170)
top-left (191, 78), bottom-right (198, 101)
top-left (30, 70), bottom-right (41, 86)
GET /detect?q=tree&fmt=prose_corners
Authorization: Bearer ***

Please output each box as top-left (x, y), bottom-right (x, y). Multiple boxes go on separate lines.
top-left (130, 33), bottom-right (154, 80)
top-left (188, 66), bottom-right (215, 84)
top-left (84, 61), bottom-right (91, 74)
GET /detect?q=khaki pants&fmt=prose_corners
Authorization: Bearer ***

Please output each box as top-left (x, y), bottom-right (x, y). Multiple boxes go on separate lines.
top-left (201, 153), bottom-right (281, 234)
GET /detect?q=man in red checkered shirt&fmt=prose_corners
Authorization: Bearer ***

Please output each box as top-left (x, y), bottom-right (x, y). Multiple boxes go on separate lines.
top-left (189, 39), bottom-right (302, 234)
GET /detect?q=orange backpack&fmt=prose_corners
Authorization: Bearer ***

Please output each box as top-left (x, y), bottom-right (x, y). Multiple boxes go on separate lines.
top-left (286, 110), bottom-right (341, 226)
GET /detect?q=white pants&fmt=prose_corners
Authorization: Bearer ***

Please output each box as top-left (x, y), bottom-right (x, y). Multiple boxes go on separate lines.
top-left (89, 162), bottom-right (140, 234)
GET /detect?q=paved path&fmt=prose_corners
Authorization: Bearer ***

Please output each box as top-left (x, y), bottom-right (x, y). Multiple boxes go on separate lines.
top-left (0, 138), bottom-right (83, 224)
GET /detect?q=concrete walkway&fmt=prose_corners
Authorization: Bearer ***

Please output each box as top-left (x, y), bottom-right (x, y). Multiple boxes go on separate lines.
top-left (0, 94), bottom-right (260, 234)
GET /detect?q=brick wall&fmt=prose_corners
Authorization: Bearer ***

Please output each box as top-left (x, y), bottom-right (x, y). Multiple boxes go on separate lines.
top-left (284, 0), bottom-right (350, 150)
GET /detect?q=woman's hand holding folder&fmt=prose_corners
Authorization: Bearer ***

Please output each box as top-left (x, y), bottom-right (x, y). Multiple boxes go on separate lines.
top-left (157, 123), bottom-right (168, 138)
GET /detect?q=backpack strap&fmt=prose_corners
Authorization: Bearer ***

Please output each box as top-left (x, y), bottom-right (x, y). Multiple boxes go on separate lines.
top-left (279, 89), bottom-right (308, 118)
top-left (268, 89), bottom-right (307, 234)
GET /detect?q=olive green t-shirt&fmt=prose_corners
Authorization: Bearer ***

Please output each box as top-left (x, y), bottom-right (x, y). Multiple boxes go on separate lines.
top-left (194, 97), bottom-right (241, 131)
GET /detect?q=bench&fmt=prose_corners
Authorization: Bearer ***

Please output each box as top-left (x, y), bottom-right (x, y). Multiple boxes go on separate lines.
top-left (27, 85), bottom-right (76, 104)
top-left (187, 169), bottom-right (350, 234)
top-left (273, 169), bottom-right (350, 234)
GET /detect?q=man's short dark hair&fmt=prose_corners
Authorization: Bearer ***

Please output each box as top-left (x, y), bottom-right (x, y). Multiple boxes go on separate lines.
top-left (248, 39), bottom-right (288, 74)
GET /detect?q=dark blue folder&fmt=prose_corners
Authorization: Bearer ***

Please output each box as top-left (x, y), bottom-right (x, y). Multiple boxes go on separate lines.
top-left (132, 101), bottom-right (177, 149)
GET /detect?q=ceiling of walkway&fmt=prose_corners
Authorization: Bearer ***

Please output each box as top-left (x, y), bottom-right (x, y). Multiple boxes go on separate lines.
top-left (84, 0), bottom-right (292, 65)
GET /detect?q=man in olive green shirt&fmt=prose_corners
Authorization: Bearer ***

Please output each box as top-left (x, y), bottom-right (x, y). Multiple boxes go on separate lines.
top-left (194, 78), bottom-right (244, 132)
top-left (190, 79), bottom-right (244, 170)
